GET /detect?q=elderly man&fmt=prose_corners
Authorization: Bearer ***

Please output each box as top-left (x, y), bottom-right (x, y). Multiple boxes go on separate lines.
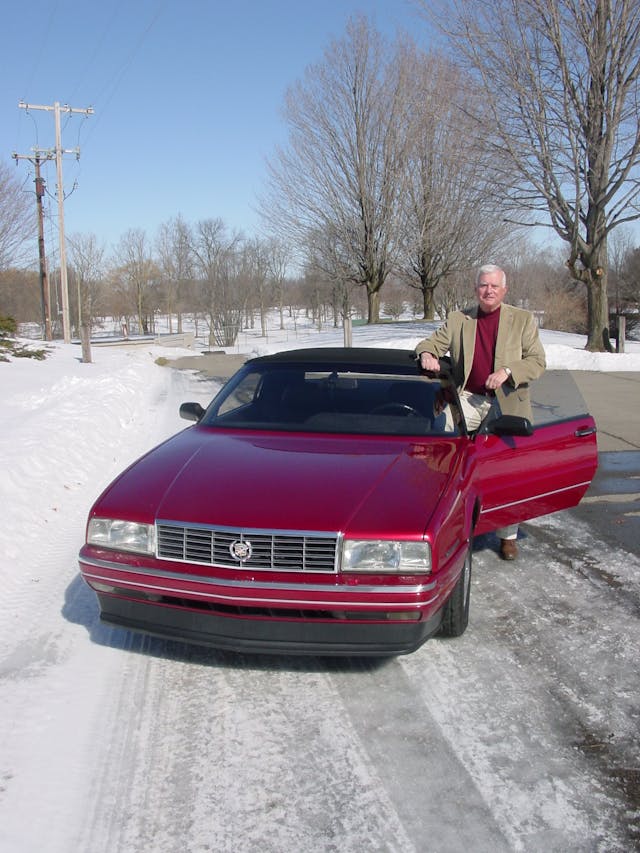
top-left (415, 264), bottom-right (546, 560)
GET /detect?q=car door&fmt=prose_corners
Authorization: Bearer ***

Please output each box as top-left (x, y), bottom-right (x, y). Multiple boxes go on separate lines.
top-left (471, 370), bottom-right (598, 535)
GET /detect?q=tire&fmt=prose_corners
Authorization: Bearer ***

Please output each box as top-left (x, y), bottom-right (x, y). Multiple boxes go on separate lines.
top-left (438, 548), bottom-right (472, 638)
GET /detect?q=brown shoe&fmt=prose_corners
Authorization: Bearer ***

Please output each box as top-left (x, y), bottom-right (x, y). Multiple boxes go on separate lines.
top-left (500, 539), bottom-right (518, 561)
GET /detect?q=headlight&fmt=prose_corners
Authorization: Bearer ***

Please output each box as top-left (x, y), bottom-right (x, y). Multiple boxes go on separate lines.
top-left (342, 540), bottom-right (431, 574)
top-left (87, 518), bottom-right (155, 555)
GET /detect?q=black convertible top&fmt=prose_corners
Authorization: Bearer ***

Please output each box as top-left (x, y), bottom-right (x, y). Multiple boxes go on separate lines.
top-left (245, 347), bottom-right (420, 369)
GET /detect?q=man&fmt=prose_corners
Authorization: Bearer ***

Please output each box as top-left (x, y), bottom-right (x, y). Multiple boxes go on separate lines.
top-left (415, 264), bottom-right (546, 560)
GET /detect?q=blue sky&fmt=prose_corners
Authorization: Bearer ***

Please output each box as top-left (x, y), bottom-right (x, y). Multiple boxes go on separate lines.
top-left (2, 0), bottom-right (426, 255)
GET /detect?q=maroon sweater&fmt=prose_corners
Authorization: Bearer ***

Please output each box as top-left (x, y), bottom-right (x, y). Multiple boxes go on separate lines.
top-left (464, 307), bottom-right (500, 395)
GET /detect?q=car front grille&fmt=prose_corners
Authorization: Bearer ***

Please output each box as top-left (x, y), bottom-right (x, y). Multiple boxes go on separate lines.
top-left (156, 522), bottom-right (339, 573)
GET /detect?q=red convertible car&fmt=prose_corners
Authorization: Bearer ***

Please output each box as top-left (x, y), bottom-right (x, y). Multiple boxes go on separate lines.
top-left (78, 347), bottom-right (597, 656)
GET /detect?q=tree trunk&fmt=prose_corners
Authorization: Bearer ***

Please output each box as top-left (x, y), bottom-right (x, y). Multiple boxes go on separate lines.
top-left (422, 285), bottom-right (435, 321)
top-left (579, 229), bottom-right (612, 353)
top-left (585, 268), bottom-right (611, 352)
top-left (367, 287), bottom-right (381, 324)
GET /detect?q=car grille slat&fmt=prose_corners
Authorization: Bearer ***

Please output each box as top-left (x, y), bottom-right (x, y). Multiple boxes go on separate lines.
top-left (157, 523), bottom-right (338, 573)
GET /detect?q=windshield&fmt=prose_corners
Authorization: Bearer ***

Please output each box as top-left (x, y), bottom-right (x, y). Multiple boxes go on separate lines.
top-left (200, 365), bottom-right (460, 437)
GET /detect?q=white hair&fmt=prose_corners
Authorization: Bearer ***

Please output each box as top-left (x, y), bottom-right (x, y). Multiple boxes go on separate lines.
top-left (475, 264), bottom-right (506, 287)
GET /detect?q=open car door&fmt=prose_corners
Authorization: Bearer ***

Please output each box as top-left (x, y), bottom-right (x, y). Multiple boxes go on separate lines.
top-left (471, 371), bottom-right (598, 535)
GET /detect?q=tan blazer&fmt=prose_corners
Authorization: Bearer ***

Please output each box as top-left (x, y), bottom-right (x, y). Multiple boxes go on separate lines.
top-left (415, 303), bottom-right (546, 419)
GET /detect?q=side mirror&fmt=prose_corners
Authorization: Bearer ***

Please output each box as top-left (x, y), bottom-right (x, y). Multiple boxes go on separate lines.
top-left (179, 402), bottom-right (206, 422)
top-left (484, 415), bottom-right (534, 437)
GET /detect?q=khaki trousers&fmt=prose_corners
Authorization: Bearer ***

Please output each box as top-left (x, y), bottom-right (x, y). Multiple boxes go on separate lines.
top-left (447, 390), bottom-right (518, 541)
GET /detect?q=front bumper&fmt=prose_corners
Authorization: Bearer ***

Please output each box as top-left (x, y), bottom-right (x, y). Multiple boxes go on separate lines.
top-left (79, 548), bottom-right (445, 656)
top-left (96, 592), bottom-right (443, 656)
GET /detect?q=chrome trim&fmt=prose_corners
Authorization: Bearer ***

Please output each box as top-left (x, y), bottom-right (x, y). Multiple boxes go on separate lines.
top-left (480, 480), bottom-right (592, 516)
top-left (155, 520), bottom-right (341, 574)
top-left (157, 520), bottom-right (340, 540)
top-left (79, 554), bottom-right (435, 598)
top-left (83, 569), bottom-right (436, 608)
top-left (575, 426), bottom-right (597, 437)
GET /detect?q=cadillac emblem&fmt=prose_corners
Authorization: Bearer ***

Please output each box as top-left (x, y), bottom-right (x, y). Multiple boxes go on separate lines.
top-left (229, 539), bottom-right (252, 562)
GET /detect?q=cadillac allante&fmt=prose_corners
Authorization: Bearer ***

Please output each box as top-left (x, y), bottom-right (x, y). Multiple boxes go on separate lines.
top-left (78, 347), bottom-right (597, 656)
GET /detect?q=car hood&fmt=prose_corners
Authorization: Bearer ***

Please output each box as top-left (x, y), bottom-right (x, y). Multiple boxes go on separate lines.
top-left (93, 427), bottom-right (460, 538)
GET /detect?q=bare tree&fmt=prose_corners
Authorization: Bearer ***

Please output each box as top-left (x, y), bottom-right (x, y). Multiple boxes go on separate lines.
top-left (156, 215), bottom-right (194, 334)
top-left (608, 226), bottom-right (634, 317)
top-left (504, 242), bottom-right (587, 330)
top-left (264, 238), bottom-right (292, 330)
top-left (260, 16), bottom-right (409, 323)
top-left (0, 268), bottom-right (40, 324)
top-left (111, 229), bottom-right (157, 334)
top-left (298, 264), bottom-right (335, 331)
top-left (620, 247), bottom-right (640, 300)
top-left (68, 232), bottom-right (105, 334)
top-left (422, 0), bottom-right (640, 351)
top-left (191, 219), bottom-right (245, 347)
top-left (245, 237), bottom-right (271, 337)
top-left (395, 46), bottom-right (517, 319)
top-left (303, 227), bottom-right (361, 326)
top-left (618, 243), bottom-right (640, 337)
top-left (432, 269), bottom-right (473, 319)
top-left (0, 162), bottom-right (35, 270)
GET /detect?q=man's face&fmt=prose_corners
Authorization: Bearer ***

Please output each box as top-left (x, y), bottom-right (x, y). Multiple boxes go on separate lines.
top-left (475, 272), bottom-right (507, 313)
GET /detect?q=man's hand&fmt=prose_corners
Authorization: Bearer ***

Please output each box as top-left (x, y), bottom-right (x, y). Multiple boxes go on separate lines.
top-left (418, 352), bottom-right (441, 373)
top-left (485, 367), bottom-right (511, 391)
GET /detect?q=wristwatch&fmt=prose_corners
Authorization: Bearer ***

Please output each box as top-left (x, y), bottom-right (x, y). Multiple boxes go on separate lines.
top-left (503, 367), bottom-right (512, 377)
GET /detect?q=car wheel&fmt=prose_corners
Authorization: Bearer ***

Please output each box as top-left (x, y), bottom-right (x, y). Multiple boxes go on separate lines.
top-left (438, 548), bottom-right (472, 638)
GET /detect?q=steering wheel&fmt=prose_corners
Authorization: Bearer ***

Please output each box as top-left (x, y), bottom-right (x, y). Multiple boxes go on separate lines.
top-left (371, 402), bottom-right (422, 417)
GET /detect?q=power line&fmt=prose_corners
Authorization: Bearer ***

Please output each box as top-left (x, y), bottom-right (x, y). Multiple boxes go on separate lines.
top-left (11, 149), bottom-right (55, 341)
top-left (17, 100), bottom-right (94, 344)
top-left (80, 4), bottom-right (164, 147)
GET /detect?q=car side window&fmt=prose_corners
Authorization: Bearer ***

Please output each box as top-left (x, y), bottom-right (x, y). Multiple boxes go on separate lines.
top-left (530, 370), bottom-right (591, 427)
top-left (216, 372), bottom-right (261, 416)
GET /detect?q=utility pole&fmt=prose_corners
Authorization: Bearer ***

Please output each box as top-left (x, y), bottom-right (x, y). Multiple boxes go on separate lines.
top-left (12, 150), bottom-right (55, 341)
top-left (18, 101), bottom-right (94, 343)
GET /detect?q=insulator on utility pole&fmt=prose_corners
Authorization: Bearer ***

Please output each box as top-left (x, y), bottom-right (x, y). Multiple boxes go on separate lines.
top-left (17, 100), bottom-right (94, 344)
top-left (12, 149), bottom-right (55, 341)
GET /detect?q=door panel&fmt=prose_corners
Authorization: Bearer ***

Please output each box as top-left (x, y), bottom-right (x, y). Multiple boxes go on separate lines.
top-left (473, 416), bottom-right (597, 535)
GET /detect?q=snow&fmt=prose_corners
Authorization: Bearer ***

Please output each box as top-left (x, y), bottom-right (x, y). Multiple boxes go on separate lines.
top-left (1, 318), bottom-right (639, 853)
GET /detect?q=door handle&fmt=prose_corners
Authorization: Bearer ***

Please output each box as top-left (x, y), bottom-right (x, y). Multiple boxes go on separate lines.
top-left (575, 426), bottom-right (597, 437)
